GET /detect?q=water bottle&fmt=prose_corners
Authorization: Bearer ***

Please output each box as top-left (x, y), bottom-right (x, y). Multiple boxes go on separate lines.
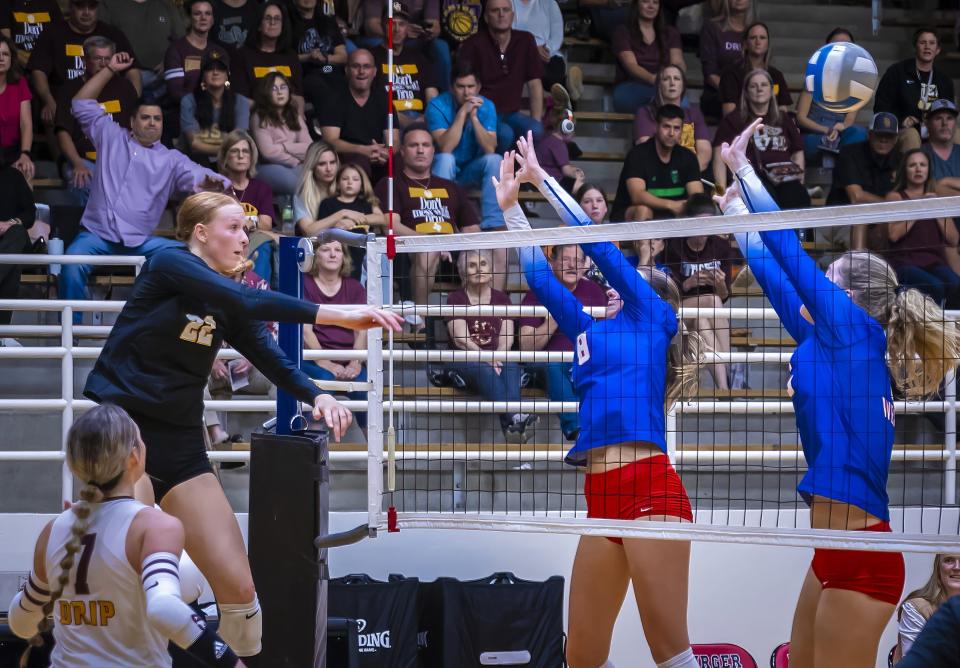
top-left (281, 205), bottom-right (295, 236)
top-left (47, 235), bottom-right (63, 276)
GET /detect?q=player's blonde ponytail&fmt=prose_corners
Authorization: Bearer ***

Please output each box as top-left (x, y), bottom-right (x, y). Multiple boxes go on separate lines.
top-left (828, 251), bottom-right (960, 397)
top-left (19, 405), bottom-right (140, 668)
top-left (638, 266), bottom-right (705, 407)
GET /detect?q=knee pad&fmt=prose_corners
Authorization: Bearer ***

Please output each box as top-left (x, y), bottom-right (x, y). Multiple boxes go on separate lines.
top-left (178, 551), bottom-right (207, 604)
top-left (217, 595), bottom-right (262, 657)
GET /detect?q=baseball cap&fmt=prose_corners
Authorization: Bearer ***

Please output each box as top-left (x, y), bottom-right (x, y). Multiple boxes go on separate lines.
top-left (201, 49), bottom-right (230, 73)
top-left (384, 0), bottom-right (412, 20)
top-left (926, 98), bottom-right (959, 118)
top-left (869, 112), bottom-right (899, 135)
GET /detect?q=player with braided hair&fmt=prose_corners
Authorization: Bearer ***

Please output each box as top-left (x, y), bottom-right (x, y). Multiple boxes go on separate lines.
top-left (494, 133), bottom-right (705, 668)
top-left (8, 404), bottom-right (244, 667)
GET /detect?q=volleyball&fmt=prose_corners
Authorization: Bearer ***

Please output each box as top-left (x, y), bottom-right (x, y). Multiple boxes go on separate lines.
top-left (804, 41), bottom-right (878, 114)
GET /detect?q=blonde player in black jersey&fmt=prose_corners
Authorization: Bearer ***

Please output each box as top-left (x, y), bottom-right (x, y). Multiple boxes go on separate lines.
top-left (81, 191), bottom-right (404, 660)
top-left (9, 404), bottom-right (245, 667)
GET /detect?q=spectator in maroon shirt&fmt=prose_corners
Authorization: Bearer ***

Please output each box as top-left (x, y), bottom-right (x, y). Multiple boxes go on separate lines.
top-left (713, 69), bottom-right (809, 210)
top-left (885, 149), bottom-right (960, 308)
top-left (444, 248), bottom-right (535, 444)
top-left (718, 21), bottom-right (792, 117)
top-left (698, 0), bottom-right (748, 118)
top-left (610, 0), bottom-right (684, 114)
top-left (302, 239), bottom-right (369, 432)
top-left (29, 0), bottom-right (140, 126)
top-left (457, 0), bottom-right (544, 152)
top-left (163, 0), bottom-right (220, 102)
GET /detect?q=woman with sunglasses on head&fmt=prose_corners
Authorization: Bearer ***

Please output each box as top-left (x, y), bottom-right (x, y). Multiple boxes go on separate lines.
top-left (716, 117), bottom-right (959, 668)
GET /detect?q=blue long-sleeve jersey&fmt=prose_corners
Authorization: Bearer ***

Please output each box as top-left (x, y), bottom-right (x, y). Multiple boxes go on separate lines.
top-left (734, 168), bottom-right (894, 521)
top-left (515, 177), bottom-right (677, 463)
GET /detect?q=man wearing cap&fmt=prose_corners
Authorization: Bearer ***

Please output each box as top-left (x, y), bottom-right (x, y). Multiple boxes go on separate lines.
top-left (54, 34), bottom-right (137, 205)
top-left (372, 2), bottom-right (439, 128)
top-left (923, 99), bottom-right (960, 193)
top-left (164, 0), bottom-right (222, 102)
top-left (827, 111), bottom-right (901, 249)
top-left (874, 28), bottom-right (955, 152)
top-left (179, 49), bottom-right (250, 164)
top-left (361, 0), bottom-right (450, 91)
top-left (27, 0), bottom-right (138, 126)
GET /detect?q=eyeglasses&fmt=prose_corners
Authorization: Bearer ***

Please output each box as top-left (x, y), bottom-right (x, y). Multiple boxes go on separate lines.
top-left (263, 14), bottom-right (282, 23)
top-left (271, 84), bottom-right (289, 92)
top-left (88, 54), bottom-right (111, 63)
top-left (228, 147), bottom-right (252, 156)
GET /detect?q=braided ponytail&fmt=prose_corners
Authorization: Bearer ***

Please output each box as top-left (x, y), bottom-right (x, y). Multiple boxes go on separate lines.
top-left (19, 404), bottom-right (140, 667)
top-left (19, 483), bottom-right (102, 668)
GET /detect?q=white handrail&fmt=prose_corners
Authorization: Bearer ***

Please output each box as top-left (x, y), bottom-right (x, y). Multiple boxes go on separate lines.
top-left (0, 257), bottom-right (958, 511)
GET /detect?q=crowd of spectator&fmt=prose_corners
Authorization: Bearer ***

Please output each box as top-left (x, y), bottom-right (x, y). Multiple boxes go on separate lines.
top-left (2, 0), bottom-right (960, 445)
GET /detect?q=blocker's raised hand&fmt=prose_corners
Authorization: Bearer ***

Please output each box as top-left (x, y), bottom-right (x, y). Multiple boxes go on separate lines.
top-left (719, 117), bottom-right (763, 175)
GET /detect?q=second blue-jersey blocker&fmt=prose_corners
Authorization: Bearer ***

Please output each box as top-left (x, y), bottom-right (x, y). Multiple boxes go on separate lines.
top-left (515, 177), bottom-right (677, 462)
top-left (732, 167), bottom-right (895, 521)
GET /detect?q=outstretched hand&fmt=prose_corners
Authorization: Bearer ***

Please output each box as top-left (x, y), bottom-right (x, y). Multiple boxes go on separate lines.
top-left (718, 117), bottom-right (763, 175)
top-left (333, 306), bottom-right (405, 332)
top-left (713, 179), bottom-right (743, 213)
top-left (491, 149), bottom-right (521, 210)
top-left (312, 394), bottom-right (352, 441)
top-left (515, 131), bottom-right (548, 186)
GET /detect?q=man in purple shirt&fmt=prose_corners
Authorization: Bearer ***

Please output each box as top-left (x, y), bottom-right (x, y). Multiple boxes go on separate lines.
top-left (61, 50), bottom-right (229, 313)
top-left (456, 0), bottom-right (543, 151)
top-left (518, 244), bottom-right (616, 441)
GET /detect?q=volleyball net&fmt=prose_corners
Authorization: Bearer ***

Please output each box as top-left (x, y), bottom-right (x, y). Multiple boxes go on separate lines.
top-left (354, 195), bottom-right (960, 553)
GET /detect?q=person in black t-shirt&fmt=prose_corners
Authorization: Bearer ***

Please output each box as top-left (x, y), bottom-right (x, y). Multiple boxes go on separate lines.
top-left (289, 0), bottom-right (346, 110)
top-left (211, 0), bottom-right (259, 54)
top-left (875, 28), bottom-right (955, 152)
top-left (827, 112), bottom-right (900, 249)
top-left (83, 191), bottom-right (403, 662)
top-left (319, 48), bottom-right (398, 183)
top-left (371, 2), bottom-right (438, 128)
top-left (611, 103), bottom-right (703, 222)
top-left (28, 0), bottom-right (139, 126)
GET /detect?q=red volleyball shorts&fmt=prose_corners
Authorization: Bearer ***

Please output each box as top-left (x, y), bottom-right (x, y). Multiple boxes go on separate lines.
top-left (584, 454), bottom-right (693, 545)
top-left (810, 521), bottom-right (906, 606)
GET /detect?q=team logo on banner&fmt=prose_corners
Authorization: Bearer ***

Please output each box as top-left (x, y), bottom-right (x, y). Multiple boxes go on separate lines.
top-left (356, 618), bottom-right (392, 652)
